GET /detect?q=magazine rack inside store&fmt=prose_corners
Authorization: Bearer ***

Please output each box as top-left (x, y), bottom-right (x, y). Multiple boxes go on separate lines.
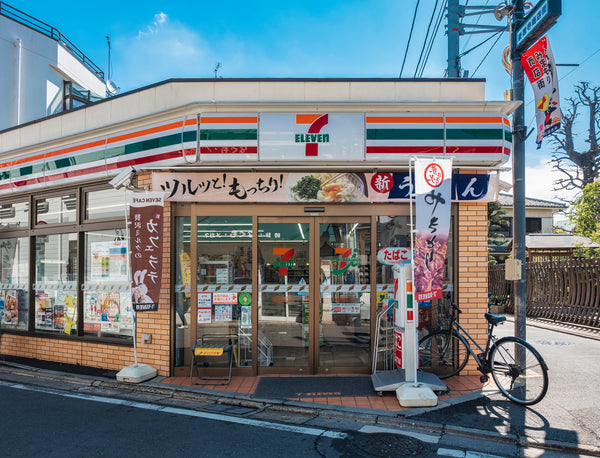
top-left (190, 334), bottom-right (236, 385)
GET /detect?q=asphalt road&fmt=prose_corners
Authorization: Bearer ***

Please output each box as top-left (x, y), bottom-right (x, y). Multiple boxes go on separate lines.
top-left (409, 318), bottom-right (600, 450)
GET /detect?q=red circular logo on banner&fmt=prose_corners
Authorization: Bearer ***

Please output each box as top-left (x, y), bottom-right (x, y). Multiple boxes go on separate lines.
top-left (424, 163), bottom-right (444, 188)
top-left (370, 173), bottom-right (393, 193)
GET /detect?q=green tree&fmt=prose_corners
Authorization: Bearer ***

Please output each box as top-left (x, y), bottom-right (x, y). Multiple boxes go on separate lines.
top-left (488, 201), bottom-right (509, 264)
top-left (569, 180), bottom-right (600, 256)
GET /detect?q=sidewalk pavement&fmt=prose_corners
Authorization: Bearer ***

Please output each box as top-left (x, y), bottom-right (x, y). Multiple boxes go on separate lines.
top-left (1, 316), bottom-right (599, 457)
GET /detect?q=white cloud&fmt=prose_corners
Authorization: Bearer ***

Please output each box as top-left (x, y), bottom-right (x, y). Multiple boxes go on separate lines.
top-left (499, 157), bottom-right (581, 222)
top-left (113, 13), bottom-right (211, 90)
top-left (138, 12), bottom-right (169, 38)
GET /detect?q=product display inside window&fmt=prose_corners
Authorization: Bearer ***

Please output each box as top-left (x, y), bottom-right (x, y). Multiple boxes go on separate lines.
top-left (34, 233), bottom-right (78, 333)
top-left (0, 237), bottom-right (29, 330)
top-left (83, 230), bottom-right (133, 339)
top-left (194, 216), bottom-right (253, 367)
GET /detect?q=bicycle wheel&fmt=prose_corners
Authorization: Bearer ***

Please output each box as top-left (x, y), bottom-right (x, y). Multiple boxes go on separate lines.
top-left (418, 330), bottom-right (469, 379)
top-left (490, 336), bottom-right (549, 405)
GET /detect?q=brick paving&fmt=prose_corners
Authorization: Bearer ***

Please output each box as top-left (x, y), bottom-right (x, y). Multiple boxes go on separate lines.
top-left (160, 373), bottom-right (491, 411)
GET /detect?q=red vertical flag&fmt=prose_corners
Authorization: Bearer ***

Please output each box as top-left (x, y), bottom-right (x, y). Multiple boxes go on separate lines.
top-left (521, 36), bottom-right (561, 148)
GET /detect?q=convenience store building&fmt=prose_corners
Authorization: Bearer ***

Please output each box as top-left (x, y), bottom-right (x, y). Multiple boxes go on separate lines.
top-left (0, 78), bottom-right (518, 378)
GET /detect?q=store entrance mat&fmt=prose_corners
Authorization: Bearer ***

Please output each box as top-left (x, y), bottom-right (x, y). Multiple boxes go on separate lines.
top-left (252, 376), bottom-right (376, 399)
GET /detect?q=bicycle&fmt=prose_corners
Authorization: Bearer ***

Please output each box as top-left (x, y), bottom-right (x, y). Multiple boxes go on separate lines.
top-left (418, 295), bottom-right (549, 405)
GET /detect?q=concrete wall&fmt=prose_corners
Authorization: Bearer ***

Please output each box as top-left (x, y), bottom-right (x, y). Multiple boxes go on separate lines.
top-left (0, 15), bottom-right (104, 131)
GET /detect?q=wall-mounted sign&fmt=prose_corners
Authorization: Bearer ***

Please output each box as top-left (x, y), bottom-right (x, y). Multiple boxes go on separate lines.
top-left (153, 171), bottom-right (496, 203)
top-left (259, 113), bottom-right (364, 161)
top-left (516, 0), bottom-right (561, 52)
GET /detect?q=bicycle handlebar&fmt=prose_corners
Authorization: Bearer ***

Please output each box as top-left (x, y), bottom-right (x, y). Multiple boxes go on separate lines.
top-left (446, 293), bottom-right (462, 314)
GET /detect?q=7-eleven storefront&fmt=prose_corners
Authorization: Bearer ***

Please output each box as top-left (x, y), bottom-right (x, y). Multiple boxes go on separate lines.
top-left (0, 79), bottom-right (517, 377)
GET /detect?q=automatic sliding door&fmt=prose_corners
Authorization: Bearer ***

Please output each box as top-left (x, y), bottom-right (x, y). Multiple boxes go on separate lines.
top-left (318, 220), bottom-right (371, 370)
top-left (258, 219), bottom-right (311, 372)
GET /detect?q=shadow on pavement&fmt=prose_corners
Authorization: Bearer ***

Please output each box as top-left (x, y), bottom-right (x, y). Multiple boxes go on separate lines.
top-left (409, 392), bottom-right (580, 447)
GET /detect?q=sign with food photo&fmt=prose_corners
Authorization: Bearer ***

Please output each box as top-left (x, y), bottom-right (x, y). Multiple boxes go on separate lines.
top-left (153, 171), bottom-right (494, 203)
top-left (413, 158), bottom-right (452, 302)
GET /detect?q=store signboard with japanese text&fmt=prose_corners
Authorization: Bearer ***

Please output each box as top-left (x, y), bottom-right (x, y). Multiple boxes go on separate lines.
top-left (153, 171), bottom-right (496, 203)
top-left (413, 158), bottom-right (452, 302)
top-left (129, 193), bottom-right (164, 312)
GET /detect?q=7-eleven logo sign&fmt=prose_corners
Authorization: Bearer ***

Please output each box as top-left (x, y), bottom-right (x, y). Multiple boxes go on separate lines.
top-left (333, 247), bottom-right (358, 275)
top-left (295, 114), bottom-right (329, 156)
top-left (273, 248), bottom-right (295, 276)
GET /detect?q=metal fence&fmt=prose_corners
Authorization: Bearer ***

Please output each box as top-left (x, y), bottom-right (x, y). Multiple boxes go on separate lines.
top-left (488, 258), bottom-right (600, 328)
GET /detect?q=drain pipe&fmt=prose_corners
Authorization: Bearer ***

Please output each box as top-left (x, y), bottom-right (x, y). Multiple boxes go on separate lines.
top-left (15, 38), bottom-right (22, 125)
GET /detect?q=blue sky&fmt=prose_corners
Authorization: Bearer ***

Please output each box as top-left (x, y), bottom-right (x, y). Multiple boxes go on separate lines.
top-left (9, 0), bottom-right (600, 206)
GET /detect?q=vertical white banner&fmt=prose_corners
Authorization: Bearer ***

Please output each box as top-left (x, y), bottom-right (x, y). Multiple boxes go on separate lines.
top-left (414, 158), bottom-right (453, 302)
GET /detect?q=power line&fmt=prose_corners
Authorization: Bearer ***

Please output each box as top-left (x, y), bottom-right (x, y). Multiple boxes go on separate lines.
top-left (458, 25), bottom-right (507, 58)
top-left (414, 0), bottom-right (441, 78)
top-left (471, 29), bottom-right (505, 77)
top-left (417, 0), bottom-right (446, 77)
top-left (400, 0), bottom-right (421, 78)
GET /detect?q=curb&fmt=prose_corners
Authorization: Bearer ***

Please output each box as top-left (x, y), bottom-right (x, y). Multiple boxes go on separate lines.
top-left (1, 361), bottom-right (598, 456)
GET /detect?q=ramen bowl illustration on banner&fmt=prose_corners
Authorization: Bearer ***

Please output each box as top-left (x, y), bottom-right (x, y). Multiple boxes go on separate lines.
top-left (287, 173), bottom-right (367, 203)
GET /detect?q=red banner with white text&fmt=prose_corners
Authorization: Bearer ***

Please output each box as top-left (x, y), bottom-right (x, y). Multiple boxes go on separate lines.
top-left (521, 36), bottom-right (561, 148)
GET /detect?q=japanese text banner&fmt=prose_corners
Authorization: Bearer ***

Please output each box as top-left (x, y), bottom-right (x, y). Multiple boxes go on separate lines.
top-left (414, 158), bottom-right (452, 302)
top-left (129, 192), bottom-right (164, 312)
top-left (153, 172), bottom-right (494, 203)
top-left (521, 36), bottom-right (561, 148)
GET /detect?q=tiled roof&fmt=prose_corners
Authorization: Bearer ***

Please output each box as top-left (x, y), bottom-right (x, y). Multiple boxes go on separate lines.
top-left (497, 193), bottom-right (567, 209)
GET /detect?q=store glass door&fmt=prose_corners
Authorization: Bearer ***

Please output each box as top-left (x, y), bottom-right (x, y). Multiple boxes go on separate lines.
top-left (258, 218), bottom-right (312, 372)
top-left (257, 216), bottom-right (371, 374)
top-left (317, 219), bottom-right (371, 371)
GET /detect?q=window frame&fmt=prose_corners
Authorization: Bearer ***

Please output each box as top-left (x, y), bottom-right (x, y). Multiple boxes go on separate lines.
top-left (0, 181), bottom-right (131, 345)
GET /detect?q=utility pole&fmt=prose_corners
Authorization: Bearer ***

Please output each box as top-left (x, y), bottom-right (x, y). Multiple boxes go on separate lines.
top-left (447, 0), bottom-right (460, 77)
top-left (511, 0), bottom-right (526, 341)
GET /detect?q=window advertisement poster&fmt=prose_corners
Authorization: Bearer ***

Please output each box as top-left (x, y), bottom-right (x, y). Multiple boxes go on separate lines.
top-left (239, 292), bottom-right (252, 329)
top-left (197, 292), bottom-right (212, 325)
top-left (1, 289), bottom-right (19, 326)
top-left (213, 292), bottom-right (236, 322)
top-left (413, 158), bottom-right (453, 302)
top-left (0, 290), bottom-right (5, 322)
top-left (100, 291), bottom-right (120, 332)
top-left (36, 290), bottom-right (53, 329)
top-left (130, 193), bottom-right (164, 312)
top-left (91, 241), bottom-right (128, 282)
top-left (214, 305), bottom-right (232, 322)
top-left (35, 289), bottom-right (76, 332)
top-left (84, 292), bottom-right (101, 331)
top-left (84, 291), bottom-right (133, 333)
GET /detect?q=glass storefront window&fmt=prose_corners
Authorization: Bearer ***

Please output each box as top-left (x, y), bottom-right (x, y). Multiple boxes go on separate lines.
top-left (36, 194), bottom-right (76, 224)
top-left (196, 216), bottom-right (253, 367)
top-left (34, 233), bottom-right (78, 333)
top-left (85, 188), bottom-right (127, 220)
top-left (0, 201), bottom-right (28, 231)
top-left (83, 230), bottom-right (133, 339)
top-left (0, 237), bottom-right (29, 331)
top-left (175, 216), bottom-right (191, 366)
